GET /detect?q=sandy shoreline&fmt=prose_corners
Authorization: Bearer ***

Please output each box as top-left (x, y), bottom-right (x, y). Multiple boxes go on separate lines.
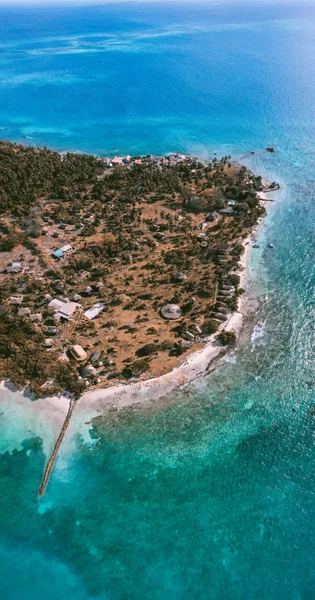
top-left (0, 380), bottom-right (70, 418)
top-left (0, 191), bottom-right (273, 428)
top-left (0, 224), bottom-right (257, 426)
top-left (77, 194), bottom-right (273, 418)
top-left (77, 310), bottom-right (242, 416)
top-left (0, 252), bottom-right (249, 427)
top-left (0, 380), bottom-right (71, 456)
top-left (76, 245), bottom-right (253, 418)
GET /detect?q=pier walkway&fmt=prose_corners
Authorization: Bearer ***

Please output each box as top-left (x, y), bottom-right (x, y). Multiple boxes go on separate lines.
top-left (38, 398), bottom-right (76, 497)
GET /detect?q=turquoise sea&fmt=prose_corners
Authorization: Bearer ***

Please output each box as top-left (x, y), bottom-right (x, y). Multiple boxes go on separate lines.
top-left (0, 2), bottom-right (315, 598)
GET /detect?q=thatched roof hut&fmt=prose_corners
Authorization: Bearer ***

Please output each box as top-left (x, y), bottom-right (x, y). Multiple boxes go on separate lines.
top-left (160, 304), bottom-right (182, 320)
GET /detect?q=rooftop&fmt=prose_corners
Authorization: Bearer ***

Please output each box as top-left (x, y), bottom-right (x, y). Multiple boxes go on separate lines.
top-left (84, 302), bottom-right (105, 320)
top-left (48, 298), bottom-right (81, 320)
top-left (69, 345), bottom-right (88, 362)
top-left (160, 304), bottom-right (182, 320)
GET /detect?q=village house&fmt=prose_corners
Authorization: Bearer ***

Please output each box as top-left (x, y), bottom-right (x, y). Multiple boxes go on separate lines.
top-left (82, 365), bottom-right (96, 377)
top-left (6, 261), bottom-right (23, 274)
top-left (69, 344), bottom-right (88, 362)
top-left (48, 298), bottom-right (81, 320)
top-left (111, 156), bottom-right (124, 165)
top-left (84, 302), bottom-right (105, 320)
top-left (218, 207), bottom-right (235, 216)
top-left (30, 313), bottom-right (43, 322)
top-left (10, 295), bottom-right (23, 305)
top-left (51, 244), bottom-right (72, 260)
top-left (44, 326), bottom-right (59, 335)
top-left (90, 351), bottom-right (101, 363)
top-left (206, 213), bottom-right (217, 222)
top-left (18, 307), bottom-right (31, 316)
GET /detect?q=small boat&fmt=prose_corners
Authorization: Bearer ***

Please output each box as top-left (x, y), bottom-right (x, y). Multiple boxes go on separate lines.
top-left (268, 243), bottom-right (274, 248)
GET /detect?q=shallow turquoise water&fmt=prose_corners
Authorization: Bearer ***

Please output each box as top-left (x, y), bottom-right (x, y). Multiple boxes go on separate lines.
top-left (0, 2), bottom-right (315, 599)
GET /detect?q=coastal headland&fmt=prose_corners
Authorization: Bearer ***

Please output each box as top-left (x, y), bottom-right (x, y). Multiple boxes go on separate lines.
top-left (0, 141), bottom-right (276, 407)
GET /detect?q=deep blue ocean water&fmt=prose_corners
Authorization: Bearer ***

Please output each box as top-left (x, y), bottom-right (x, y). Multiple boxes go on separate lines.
top-left (0, 2), bottom-right (315, 599)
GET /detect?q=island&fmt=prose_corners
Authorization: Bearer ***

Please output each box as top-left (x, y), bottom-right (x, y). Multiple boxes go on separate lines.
top-left (0, 141), bottom-right (270, 399)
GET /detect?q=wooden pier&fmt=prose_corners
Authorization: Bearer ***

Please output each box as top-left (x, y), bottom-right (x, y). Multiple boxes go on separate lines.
top-left (38, 399), bottom-right (76, 497)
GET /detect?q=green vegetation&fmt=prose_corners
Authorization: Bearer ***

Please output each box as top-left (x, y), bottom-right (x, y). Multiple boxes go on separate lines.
top-left (0, 309), bottom-right (85, 397)
top-left (0, 142), bottom-right (101, 216)
top-left (218, 331), bottom-right (237, 346)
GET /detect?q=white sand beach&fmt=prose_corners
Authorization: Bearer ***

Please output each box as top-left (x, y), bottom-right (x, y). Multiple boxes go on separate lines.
top-left (0, 381), bottom-right (70, 455)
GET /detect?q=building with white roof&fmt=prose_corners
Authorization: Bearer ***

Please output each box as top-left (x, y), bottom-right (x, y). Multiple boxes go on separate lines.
top-left (48, 298), bottom-right (81, 320)
top-left (6, 262), bottom-right (23, 274)
top-left (10, 295), bottom-right (23, 305)
top-left (84, 302), bottom-right (105, 320)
